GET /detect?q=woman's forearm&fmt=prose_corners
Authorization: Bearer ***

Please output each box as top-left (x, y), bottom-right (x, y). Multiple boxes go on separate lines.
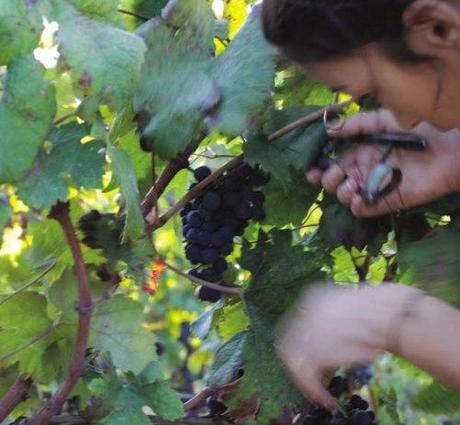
top-left (393, 292), bottom-right (460, 389)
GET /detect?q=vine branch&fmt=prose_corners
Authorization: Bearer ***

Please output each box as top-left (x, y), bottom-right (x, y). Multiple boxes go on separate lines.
top-left (117, 8), bottom-right (150, 21)
top-left (0, 375), bottom-right (32, 422)
top-left (144, 101), bottom-right (350, 231)
top-left (164, 262), bottom-right (241, 295)
top-left (142, 139), bottom-right (202, 217)
top-left (29, 202), bottom-right (94, 425)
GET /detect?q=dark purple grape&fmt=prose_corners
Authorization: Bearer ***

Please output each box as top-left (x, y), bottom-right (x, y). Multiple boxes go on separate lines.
top-left (347, 395), bottom-right (369, 412)
top-left (223, 191), bottom-right (240, 207)
top-left (350, 365), bottom-right (373, 385)
top-left (202, 248), bottom-right (219, 264)
top-left (222, 176), bottom-right (241, 191)
top-left (247, 191), bottom-right (265, 206)
top-left (195, 286), bottom-right (221, 303)
top-left (211, 231), bottom-right (227, 247)
top-left (219, 242), bottom-right (233, 256)
top-left (349, 410), bottom-right (373, 425)
top-left (235, 202), bottom-right (253, 220)
top-left (252, 206), bottom-right (266, 222)
top-left (185, 228), bottom-right (201, 244)
top-left (202, 221), bottom-right (220, 232)
top-left (328, 376), bottom-right (348, 398)
top-left (222, 217), bottom-right (241, 231)
top-left (194, 166), bottom-right (212, 182)
top-left (188, 269), bottom-right (201, 279)
top-left (200, 268), bottom-right (221, 282)
top-left (182, 224), bottom-right (192, 237)
top-left (180, 203), bottom-right (192, 217)
top-left (206, 396), bottom-right (227, 415)
top-left (185, 244), bottom-right (202, 263)
top-left (249, 168), bottom-right (270, 186)
top-left (154, 341), bottom-right (165, 356)
top-left (186, 211), bottom-right (202, 227)
top-left (202, 191), bottom-right (222, 210)
top-left (197, 230), bottom-right (212, 246)
top-left (212, 258), bottom-right (228, 274)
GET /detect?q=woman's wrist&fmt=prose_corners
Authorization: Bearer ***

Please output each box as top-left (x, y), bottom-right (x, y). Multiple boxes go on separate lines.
top-left (370, 284), bottom-right (426, 354)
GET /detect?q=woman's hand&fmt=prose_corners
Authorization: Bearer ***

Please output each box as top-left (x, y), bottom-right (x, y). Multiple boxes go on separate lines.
top-left (306, 109), bottom-right (460, 217)
top-left (275, 284), bottom-right (419, 408)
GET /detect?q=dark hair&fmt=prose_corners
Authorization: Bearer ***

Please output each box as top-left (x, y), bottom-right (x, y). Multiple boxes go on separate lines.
top-left (261, 0), bottom-right (431, 63)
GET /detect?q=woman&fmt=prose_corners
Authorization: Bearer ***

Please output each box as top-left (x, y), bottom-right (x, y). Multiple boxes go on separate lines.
top-left (261, 0), bottom-right (460, 409)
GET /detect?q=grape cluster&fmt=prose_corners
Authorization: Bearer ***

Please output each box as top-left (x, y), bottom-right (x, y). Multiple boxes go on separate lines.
top-left (300, 377), bottom-right (376, 425)
top-left (181, 163), bottom-right (269, 302)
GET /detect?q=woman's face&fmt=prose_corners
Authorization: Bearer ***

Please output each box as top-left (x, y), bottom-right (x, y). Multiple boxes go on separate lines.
top-left (302, 45), bottom-right (460, 131)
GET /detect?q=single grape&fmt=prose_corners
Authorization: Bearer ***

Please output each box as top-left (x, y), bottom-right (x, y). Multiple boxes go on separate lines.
top-left (223, 191), bottom-right (241, 207)
top-left (328, 376), bottom-right (348, 398)
top-left (197, 230), bottom-right (212, 246)
top-left (185, 244), bottom-right (202, 263)
top-left (202, 248), bottom-right (219, 264)
top-left (195, 286), bottom-right (222, 303)
top-left (349, 410), bottom-right (373, 425)
top-left (350, 365), bottom-right (373, 386)
top-left (252, 206), bottom-right (266, 222)
top-left (194, 166), bottom-right (212, 182)
top-left (154, 341), bottom-right (165, 356)
top-left (202, 191), bottom-right (222, 211)
top-left (249, 168), bottom-right (270, 186)
top-left (185, 228), bottom-right (201, 244)
top-left (212, 258), bottom-right (228, 274)
top-left (211, 231), bottom-right (227, 248)
top-left (206, 396), bottom-right (227, 415)
top-left (347, 395), bottom-right (369, 412)
top-left (247, 190), bottom-right (265, 206)
top-left (202, 221), bottom-right (220, 232)
top-left (186, 211), bottom-right (202, 227)
top-left (219, 242), bottom-right (234, 256)
top-left (200, 267), bottom-right (221, 282)
top-left (235, 202), bottom-right (253, 220)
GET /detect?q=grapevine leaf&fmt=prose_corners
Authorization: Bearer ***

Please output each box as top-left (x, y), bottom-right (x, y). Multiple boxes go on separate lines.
top-left (91, 365), bottom-right (184, 422)
top-left (0, 292), bottom-right (55, 374)
top-left (91, 295), bottom-right (157, 373)
top-left (53, 1), bottom-right (146, 112)
top-left (161, 0), bottom-right (215, 52)
top-left (228, 231), bottom-right (323, 413)
top-left (412, 381), bottom-right (460, 415)
top-left (215, 302), bottom-right (249, 341)
top-left (17, 123), bottom-right (105, 209)
top-left (0, 196), bottom-right (11, 243)
top-left (141, 381), bottom-right (184, 420)
top-left (241, 230), bottom-right (324, 314)
top-left (0, 55), bottom-right (56, 183)
top-left (0, 0), bottom-right (50, 65)
top-left (263, 170), bottom-right (320, 227)
top-left (134, 19), bottom-right (217, 159)
top-left (69, 0), bottom-right (120, 21)
top-left (208, 5), bottom-right (275, 137)
top-left (208, 331), bottom-right (247, 388)
top-left (120, 0), bottom-right (169, 20)
top-left (107, 145), bottom-right (145, 241)
top-left (245, 107), bottom-right (328, 188)
top-left (398, 228), bottom-right (460, 302)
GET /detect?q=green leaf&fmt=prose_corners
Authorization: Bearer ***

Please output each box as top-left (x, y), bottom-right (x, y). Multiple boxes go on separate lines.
top-left (53, 1), bottom-right (146, 112)
top-left (242, 230), bottom-right (324, 314)
top-left (138, 361), bottom-right (163, 385)
top-left (69, 0), bottom-right (120, 21)
top-left (0, 0), bottom-right (50, 65)
top-left (18, 123), bottom-right (105, 209)
top-left (208, 5), bottom-right (275, 136)
top-left (142, 381), bottom-right (184, 420)
top-left (263, 170), bottom-right (320, 227)
top-left (245, 107), bottom-right (328, 188)
top-left (91, 295), bottom-right (157, 373)
top-left (0, 292), bottom-right (55, 376)
top-left (208, 331), bottom-right (247, 388)
top-left (134, 19), bottom-right (217, 159)
top-left (107, 145), bottom-right (145, 241)
top-left (105, 386), bottom-right (152, 425)
top-left (229, 230), bottom-right (323, 414)
top-left (0, 55), bottom-right (56, 183)
top-left (412, 381), bottom-right (460, 415)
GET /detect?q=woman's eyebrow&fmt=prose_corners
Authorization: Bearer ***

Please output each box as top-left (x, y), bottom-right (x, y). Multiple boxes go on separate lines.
top-left (330, 84), bottom-right (348, 93)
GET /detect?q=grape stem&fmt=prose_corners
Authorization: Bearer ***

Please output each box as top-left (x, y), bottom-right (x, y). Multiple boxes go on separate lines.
top-left (183, 379), bottom-right (242, 412)
top-left (145, 101), bottom-right (350, 231)
top-left (117, 8), bottom-right (149, 21)
top-left (164, 261), bottom-right (241, 295)
top-left (0, 375), bottom-right (33, 422)
top-left (142, 138), bottom-right (203, 218)
top-left (29, 202), bottom-right (94, 425)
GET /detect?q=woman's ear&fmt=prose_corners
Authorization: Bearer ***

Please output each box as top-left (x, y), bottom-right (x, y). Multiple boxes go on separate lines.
top-left (403, 0), bottom-right (460, 53)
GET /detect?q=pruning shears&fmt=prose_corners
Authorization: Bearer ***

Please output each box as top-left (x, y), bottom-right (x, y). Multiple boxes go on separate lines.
top-left (315, 132), bottom-right (428, 205)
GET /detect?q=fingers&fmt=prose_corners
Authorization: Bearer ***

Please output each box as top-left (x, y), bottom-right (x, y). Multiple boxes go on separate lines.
top-left (328, 109), bottom-right (399, 139)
